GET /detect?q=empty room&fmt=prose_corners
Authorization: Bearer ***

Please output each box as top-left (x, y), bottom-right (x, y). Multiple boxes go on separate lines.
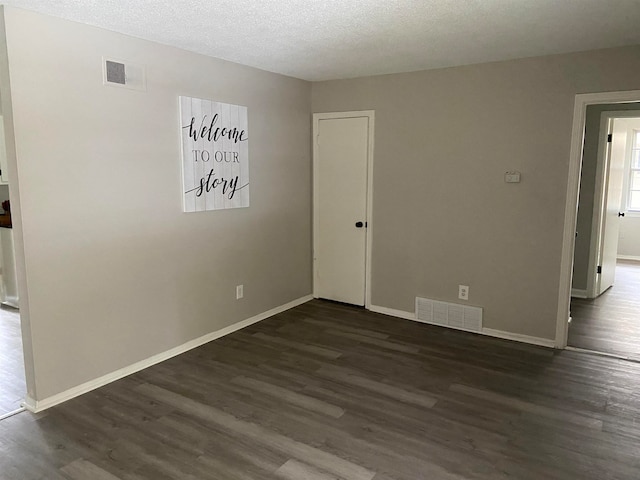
top-left (1, 1), bottom-right (640, 479)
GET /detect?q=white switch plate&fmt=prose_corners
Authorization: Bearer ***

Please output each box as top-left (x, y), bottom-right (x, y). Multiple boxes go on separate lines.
top-left (458, 285), bottom-right (469, 300)
top-left (236, 285), bottom-right (243, 299)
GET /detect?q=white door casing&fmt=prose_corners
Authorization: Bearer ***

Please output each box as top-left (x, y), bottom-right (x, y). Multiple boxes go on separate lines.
top-left (313, 111), bottom-right (374, 307)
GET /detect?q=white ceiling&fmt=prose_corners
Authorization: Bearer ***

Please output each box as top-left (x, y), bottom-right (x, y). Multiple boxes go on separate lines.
top-left (4, 0), bottom-right (640, 81)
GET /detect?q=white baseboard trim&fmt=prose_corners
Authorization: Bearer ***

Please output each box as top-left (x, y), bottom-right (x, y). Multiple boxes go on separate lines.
top-left (369, 305), bottom-right (416, 321)
top-left (481, 328), bottom-right (556, 348)
top-left (369, 304), bottom-right (556, 349)
top-left (24, 295), bottom-right (313, 413)
top-left (22, 396), bottom-right (36, 412)
top-left (571, 288), bottom-right (588, 299)
top-left (617, 255), bottom-right (640, 262)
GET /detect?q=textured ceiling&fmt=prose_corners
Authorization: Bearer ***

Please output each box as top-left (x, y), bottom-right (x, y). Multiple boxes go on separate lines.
top-left (3, 0), bottom-right (640, 81)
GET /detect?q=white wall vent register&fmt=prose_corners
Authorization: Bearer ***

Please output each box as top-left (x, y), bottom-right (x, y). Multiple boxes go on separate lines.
top-left (415, 297), bottom-right (482, 333)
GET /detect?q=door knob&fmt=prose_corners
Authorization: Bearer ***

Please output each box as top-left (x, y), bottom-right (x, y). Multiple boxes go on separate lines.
top-left (619, 212), bottom-right (625, 217)
top-left (355, 221), bottom-right (364, 228)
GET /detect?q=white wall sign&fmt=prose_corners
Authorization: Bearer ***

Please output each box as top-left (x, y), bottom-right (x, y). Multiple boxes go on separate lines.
top-left (180, 96), bottom-right (249, 212)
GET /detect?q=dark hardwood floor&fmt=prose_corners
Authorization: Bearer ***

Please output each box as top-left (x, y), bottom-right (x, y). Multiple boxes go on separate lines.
top-left (569, 260), bottom-right (640, 359)
top-left (0, 304), bottom-right (25, 415)
top-left (2, 299), bottom-right (640, 479)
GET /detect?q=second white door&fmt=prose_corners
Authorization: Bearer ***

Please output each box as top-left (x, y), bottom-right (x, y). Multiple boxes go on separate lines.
top-left (313, 113), bottom-right (371, 306)
top-left (597, 117), bottom-right (631, 294)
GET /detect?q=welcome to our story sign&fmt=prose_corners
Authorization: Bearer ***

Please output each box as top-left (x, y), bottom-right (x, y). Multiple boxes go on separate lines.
top-left (180, 96), bottom-right (249, 212)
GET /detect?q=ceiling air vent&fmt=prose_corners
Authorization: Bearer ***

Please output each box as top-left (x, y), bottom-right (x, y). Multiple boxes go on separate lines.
top-left (102, 57), bottom-right (146, 91)
top-left (105, 60), bottom-right (126, 85)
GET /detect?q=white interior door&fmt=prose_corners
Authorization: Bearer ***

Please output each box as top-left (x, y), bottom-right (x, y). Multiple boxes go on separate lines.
top-left (314, 114), bottom-right (371, 306)
top-left (597, 118), bottom-right (626, 294)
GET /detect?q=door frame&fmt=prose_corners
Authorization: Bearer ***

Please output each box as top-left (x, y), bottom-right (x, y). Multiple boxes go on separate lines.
top-left (312, 111), bottom-right (375, 308)
top-left (556, 90), bottom-right (640, 348)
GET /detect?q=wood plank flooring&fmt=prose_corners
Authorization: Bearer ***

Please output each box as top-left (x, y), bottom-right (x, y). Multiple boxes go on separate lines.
top-left (569, 260), bottom-right (640, 359)
top-left (0, 304), bottom-right (25, 415)
top-left (2, 299), bottom-right (640, 479)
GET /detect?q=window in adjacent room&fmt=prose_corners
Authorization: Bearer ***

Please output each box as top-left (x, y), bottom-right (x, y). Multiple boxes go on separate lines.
top-left (626, 130), bottom-right (640, 211)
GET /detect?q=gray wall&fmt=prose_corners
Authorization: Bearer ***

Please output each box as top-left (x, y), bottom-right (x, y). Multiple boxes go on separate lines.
top-left (1, 7), bottom-right (312, 401)
top-left (572, 103), bottom-right (640, 291)
top-left (312, 45), bottom-right (640, 340)
top-left (619, 218), bottom-right (640, 258)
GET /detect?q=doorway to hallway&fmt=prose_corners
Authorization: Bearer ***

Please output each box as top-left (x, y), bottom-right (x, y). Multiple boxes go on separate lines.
top-left (566, 106), bottom-right (640, 358)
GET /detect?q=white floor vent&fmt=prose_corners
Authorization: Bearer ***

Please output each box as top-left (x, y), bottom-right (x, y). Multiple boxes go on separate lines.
top-left (415, 297), bottom-right (482, 333)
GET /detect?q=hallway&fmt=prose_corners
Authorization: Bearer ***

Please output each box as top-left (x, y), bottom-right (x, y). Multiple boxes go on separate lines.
top-left (569, 260), bottom-right (640, 359)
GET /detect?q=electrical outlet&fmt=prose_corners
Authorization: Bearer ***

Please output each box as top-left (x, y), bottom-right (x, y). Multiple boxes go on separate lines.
top-left (236, 285), bottom-right (243, 299)
top-left (458, 285), bottom-right (469, 301)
